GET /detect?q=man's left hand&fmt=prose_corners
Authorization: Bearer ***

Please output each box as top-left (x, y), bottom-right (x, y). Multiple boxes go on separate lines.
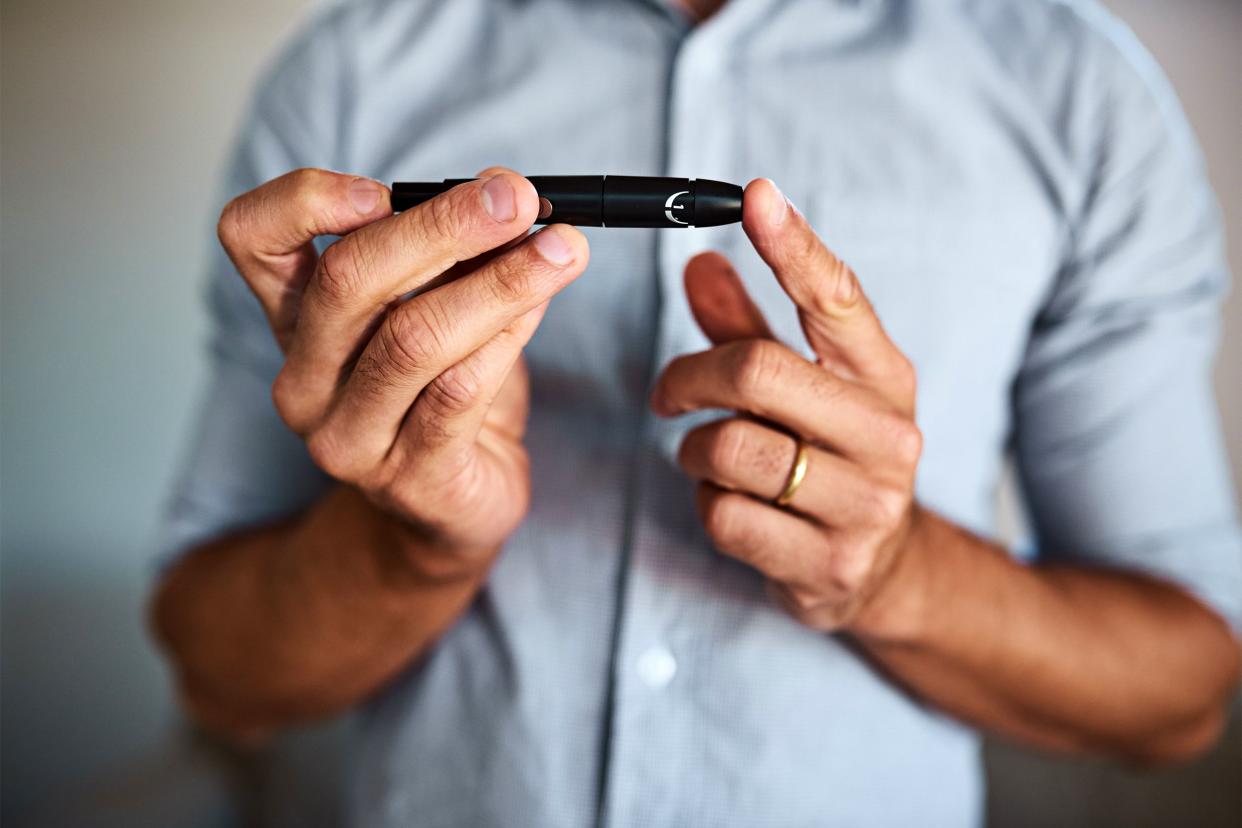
top-left (651, 178), bottom-right (925, 636)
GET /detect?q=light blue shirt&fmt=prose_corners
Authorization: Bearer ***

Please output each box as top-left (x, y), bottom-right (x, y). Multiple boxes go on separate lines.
top-left (162, 0), bottom-right (1242, 825)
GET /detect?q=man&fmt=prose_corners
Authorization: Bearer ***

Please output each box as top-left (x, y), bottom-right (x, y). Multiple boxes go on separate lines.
top-left (151, 0), bottom-right (1242, 825)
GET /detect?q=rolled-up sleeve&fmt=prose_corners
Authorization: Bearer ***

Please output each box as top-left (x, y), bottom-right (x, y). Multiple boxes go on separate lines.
top-left (157, 11), bottom-right (352, 566)
top-left (1014, 17), bottom-right (1242, 633)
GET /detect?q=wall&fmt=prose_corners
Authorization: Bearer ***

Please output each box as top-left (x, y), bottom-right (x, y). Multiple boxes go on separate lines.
top-left (1, 0), bottom-right (1238, 824)
top-left (0, 0), bottom-right (309, 820)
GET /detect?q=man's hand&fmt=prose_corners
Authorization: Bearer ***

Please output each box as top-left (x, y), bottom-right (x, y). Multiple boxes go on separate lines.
top-left (152, 168), bottom-right (589, 737)
top-left (652, 178), bottom-right (923, 636)
top-left (217, 167), bottom-right (589, 568)
top-left (653, 179), bottom-right (1240, 763)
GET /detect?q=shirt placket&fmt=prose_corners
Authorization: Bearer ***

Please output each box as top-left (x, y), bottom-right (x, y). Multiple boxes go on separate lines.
top-left (600, 3), bottom-right (779, 826)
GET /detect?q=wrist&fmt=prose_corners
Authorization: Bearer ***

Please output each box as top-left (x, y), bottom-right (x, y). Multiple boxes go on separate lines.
top-left (316, 486), bottom-right (500, 588)
top-left (378, 510), bottom-right (502, 587)
top-left (850, 506), bottom-right (939, 646)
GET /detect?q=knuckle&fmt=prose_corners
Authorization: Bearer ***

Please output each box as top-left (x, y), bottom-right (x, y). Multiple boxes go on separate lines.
top-left (730, 339), bottom-right (782, 398)
top-left (216, 198), bottom-right (246, 251)
top-left (421, 364), bottom-right (485, 418)
top-left (807, 252), bottom-right (853, 315)
top-left (708, 496), bottom-right (764, 557)
top-left (315, 241), bottom-right (367, 307)
top-left (424, 193), bottom-right (467, 242)
top-left (382, 304), bottom-right (445, 376)
top-left (284, 167), bottom-right (318, 200)
top-left (291, 168), bottom-right (340, 226)
top-left (829, 259), bottom-right (860, 310)
top-left (485, 260), bottom-right (536, 306)
top-left (288, 166), bottom-right (325, 190)
top-left (271, 369), bottom-right (312, 434)
top-left (891, 419), bottom-right (924, 467)
top-left (660, 354), bottom-right (691, 388)
top-left (789, 586), bottom-right (825, 614)
top-left (829, 542), bottom-right (871, 592)
top-left (408, 403), bottom-right (457, 450)
top-left (786, 223), bottom-right (821, 267)
top-left (864, 484), bottom-right (909, 528)
top-left (306, 427), bottom-right (359, 482)
top-left (703, 492), bottom-right (742, 545)
top-left (872, 410), bottom-right (922, 467)
top-left (890, 353), bottom-right (918, 402)
top-left (708, 420), bottom-right (750, 476)
top-left (270, 371), bottom-right (295, 421)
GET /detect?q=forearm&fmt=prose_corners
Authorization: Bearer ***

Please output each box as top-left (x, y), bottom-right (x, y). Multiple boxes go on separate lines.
top-left (150, 485), bottom-right (494, 740)
top-left (856, 509), bottom-right (1242, 764)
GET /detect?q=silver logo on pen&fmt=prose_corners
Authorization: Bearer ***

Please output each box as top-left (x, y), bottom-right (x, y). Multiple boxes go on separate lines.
top-left (665, 190), bottom-right (690, 225)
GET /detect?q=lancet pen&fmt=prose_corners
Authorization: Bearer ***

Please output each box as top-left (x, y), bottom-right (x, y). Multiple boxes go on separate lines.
top-left (391, 175), bottom-right (744, 228)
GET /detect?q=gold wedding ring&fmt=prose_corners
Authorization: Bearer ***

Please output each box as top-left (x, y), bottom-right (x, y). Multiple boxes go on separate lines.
top-left (775, 440), bottom-right (810, 507)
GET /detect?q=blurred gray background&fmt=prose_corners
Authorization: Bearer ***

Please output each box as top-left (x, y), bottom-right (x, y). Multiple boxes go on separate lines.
top-left (1, 0), bottom-right (1239, 824)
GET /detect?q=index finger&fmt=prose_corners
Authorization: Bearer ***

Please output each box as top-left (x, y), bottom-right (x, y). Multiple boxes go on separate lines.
top-left (276, 173), bottom-right (542, 426)
top-left (289, 172), bottom-right (540, 357)
top-left (742, 178), bottom-right (913, 409)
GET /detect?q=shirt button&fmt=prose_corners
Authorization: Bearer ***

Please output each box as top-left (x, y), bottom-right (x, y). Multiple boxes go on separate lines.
top-left (636, 645), bottom-right (678, 689)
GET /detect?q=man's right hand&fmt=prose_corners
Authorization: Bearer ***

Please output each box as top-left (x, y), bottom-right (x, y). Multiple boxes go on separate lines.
top-left (217, 167), bottom-right (589, 570)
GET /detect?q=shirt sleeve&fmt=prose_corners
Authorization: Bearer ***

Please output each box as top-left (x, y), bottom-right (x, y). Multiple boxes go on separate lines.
top-left (1013, 12), bottom-right (1242, 633)
top-left (156, 9), bottom-right (354, 567)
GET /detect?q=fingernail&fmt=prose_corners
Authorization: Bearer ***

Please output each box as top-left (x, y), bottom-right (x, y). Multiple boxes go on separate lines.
top-left (348, 178), bottom-right (383, 213)
top-left (766, 180), bottom-right (788, 226)
top-left (533, 226), bottom-right (574, 265)
top-left (482, 175), bottom-right (517, 222)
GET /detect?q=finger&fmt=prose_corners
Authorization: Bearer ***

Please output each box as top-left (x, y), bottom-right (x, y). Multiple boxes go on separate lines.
top-left (695, 482), bottom-right (837, 595)
top-left (430, 166), bottom-right (532, 286)
top-left (275, 173), bottom-right (542, 429)
top-left (684, 251), bottom-right (774, 344)
top-left (402, 301), bottom-right (546, 457)
top-left (408, 166), bottom-right (532, 296)
top-left (679, 418), bottom-right (901, 528)
top-left (307, 302), bottom-right (546, 485)
top-left (424, 229), bottom-right (532, 303)
top-left (310, 225), bottom-right (587, 463)
top-left (742, 178), bottom-right (913, 409)
top-left (216, 168), bottom-right (392, 342)
top-left (485, 348), bottom-right (532, 442)
top-left (439, 228), bottom-right (531, 287)
top-left (652, 339), bottom-right (921, 471)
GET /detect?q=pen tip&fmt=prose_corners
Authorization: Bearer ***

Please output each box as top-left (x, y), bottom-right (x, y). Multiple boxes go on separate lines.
top-left (694, 179), bottom-right (744, 227)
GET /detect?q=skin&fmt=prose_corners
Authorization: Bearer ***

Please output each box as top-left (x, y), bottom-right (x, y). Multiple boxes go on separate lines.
top-left (151, 166), bottom-right (1239, 764)
top-left (152, 167), bottom-right (590, 740)
top-left (652, 179), bottom-right (1241, 765)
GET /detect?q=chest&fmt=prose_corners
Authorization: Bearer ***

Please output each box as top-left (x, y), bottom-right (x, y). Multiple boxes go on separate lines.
top-left (362, 4), bottom-right (1065, 521)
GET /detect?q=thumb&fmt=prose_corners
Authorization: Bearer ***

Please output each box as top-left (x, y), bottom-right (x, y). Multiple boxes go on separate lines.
top-left (684, 251), bottom-right (774, 345)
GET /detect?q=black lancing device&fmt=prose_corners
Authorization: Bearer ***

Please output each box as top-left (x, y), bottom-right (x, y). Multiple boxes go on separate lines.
top-left (391, 175), bottom-right (744, 228)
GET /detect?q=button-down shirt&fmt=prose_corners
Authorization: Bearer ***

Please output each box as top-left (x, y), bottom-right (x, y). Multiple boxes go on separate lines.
top-left (161, 0), bottom-right (1242, 825)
